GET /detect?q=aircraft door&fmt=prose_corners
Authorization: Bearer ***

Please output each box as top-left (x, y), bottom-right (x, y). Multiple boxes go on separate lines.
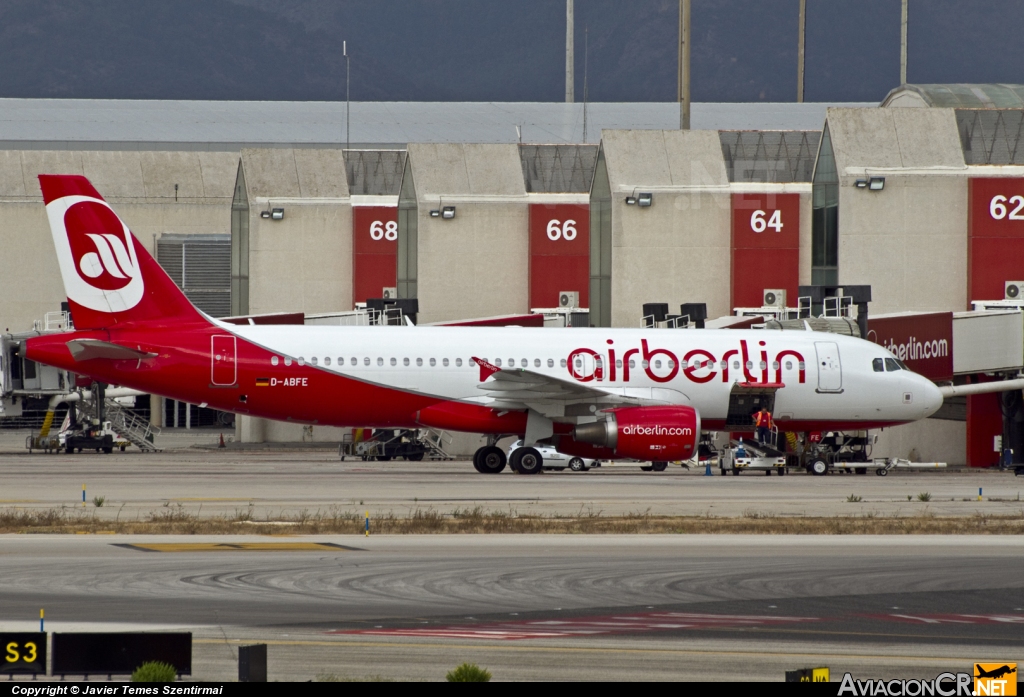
top-left (814, 341), bottom-right (842, 392)
top-left (211, 335), bottom-right (237, 386)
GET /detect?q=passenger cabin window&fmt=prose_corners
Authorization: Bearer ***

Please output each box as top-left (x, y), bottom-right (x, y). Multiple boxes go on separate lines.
top-left (873, 358), bottom-right (884, 372)
top-left (456, 358), bottom-right (463, 367)
top-left (885, 358), bottom-right (901, 372)
top-left (547, 359), bottom-right (554, 368)
top-left (403, 358), bottom-right (410, 366)
top-left (416, 358), bottom-right (423, 366)
top-left (443, 358), bottom-right (449, 367)
top-left (390, 357), bottom-right (397, 366)
top-left (310, 357), bottom-right (318, 366)
top-left (324, 357), bottom-right (331, 366)
top-left (430, 358), bottom-right (436, 367)
top-left (271, 356), bottom-right (279, 366)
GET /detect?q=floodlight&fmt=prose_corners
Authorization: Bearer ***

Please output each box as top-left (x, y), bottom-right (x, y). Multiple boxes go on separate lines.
top-left (429, 209), bottom-right (440, 217)
top-left (625, 196), bottom-right (637, 205)
top-left (855, 179), bottom-right (868, 188)
top-left (868, 177), bottom-right (885, 191)
top-left (442, 206), bottom-right (456, 219)
top-left (637, 193), bottom-right (653, 207)
top-left (260, 210), bottom-right (271, 219)
top-left (271, 208), bottom-right (285, 220)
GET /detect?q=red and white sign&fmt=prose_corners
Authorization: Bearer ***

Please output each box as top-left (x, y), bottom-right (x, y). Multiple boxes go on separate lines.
top-left (866, 312), bottom-right (953, 381)
top-left (968, 177), bottom-right (1024, 302)
top-left (529, 203), bottom-right (589, 309)
top-left (352, 206), bottom-right (398, 305)
top-left (730, 193), bottom-right (800, 310)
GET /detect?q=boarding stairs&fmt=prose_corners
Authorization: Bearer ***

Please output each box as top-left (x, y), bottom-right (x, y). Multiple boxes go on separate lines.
top-left (420, 428), bottom-right (455, 460)
top-left (104, 397), bottom-right (162, 452)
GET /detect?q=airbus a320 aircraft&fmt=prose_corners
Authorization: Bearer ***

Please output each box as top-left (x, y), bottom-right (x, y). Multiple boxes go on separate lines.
top-left (23, 175), bottom-right (944, 474)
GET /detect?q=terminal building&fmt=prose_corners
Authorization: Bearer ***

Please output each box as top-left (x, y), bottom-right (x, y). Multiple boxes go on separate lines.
top-left (2, 88), bottom-right (1023, 465)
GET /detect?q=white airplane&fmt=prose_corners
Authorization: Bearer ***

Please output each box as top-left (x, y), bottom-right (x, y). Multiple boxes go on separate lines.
top-left (23, 175), bottom-right (944, 474)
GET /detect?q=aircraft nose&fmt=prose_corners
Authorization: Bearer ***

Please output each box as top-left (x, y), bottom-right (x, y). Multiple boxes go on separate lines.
top-left (916, 375), bottom-right (944, 418)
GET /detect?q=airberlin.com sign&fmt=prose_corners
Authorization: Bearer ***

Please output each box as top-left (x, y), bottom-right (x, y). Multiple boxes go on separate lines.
top-left (866, 312), bottom-right (954, 381)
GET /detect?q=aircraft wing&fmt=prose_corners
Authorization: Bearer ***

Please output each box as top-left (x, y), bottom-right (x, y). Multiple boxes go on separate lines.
top-left (471, 357), bottom-right (673, 418)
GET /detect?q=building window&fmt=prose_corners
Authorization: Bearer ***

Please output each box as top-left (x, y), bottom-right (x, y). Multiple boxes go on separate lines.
top-left (812, 123), bottom-right (839, 285)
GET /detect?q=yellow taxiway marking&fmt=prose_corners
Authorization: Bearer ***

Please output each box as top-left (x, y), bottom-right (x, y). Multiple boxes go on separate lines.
top-left (192, 638), bottom-right (989, 663)
top-left (114, 542), bottom-right (362, 552)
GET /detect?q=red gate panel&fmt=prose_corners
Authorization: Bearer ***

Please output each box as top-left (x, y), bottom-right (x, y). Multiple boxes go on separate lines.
top-left (529, 203), bottom-right (589, 309)
top-left (353, 206), bottom-right (398, 305)
top-left (968, 178), bottom-right (1024, 302)
top-left (730, 193), bottom-right (800, 310)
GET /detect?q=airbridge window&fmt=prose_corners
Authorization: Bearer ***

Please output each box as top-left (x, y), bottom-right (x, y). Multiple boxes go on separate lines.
top-left (885, 358), bottom-right (901, 372)
top-left (873, 358), bottom-right (884, 372)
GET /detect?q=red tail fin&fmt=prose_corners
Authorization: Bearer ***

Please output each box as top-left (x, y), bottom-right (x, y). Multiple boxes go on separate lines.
top-left (38, 175), bottom-right (205, 330)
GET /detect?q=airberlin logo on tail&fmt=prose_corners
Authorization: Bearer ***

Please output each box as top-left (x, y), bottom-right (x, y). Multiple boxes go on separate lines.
top-left (45, 195), bottom-right (144, 312)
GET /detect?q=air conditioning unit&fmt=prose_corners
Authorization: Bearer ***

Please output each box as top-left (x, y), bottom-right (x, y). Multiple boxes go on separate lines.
top-left (559, 291), bottom-right (579, 309)
top-left (763, 289), bottom-right (786, 308)
top-left (1005, 281), bottom-right (1024, 300)
top-left (382, 287), bottom-right (398, 300)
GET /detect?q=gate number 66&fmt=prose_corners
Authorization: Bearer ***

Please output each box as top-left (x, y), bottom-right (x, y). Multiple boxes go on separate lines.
top-left (546, 219), bottom-right (577, 241)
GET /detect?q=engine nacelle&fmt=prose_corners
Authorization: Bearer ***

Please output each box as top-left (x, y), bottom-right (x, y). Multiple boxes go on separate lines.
top-left (573, 406), bottom-right (700, 461)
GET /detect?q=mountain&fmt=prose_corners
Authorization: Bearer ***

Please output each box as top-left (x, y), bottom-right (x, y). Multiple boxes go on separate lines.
top-left (0, 0), bottom-right (1020, 103)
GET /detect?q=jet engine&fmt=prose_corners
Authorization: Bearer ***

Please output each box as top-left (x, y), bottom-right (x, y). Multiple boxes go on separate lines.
top-left (572, 405), bottom-right (700, 461)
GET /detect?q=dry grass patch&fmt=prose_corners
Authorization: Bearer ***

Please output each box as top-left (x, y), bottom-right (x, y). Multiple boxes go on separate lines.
top-left (1, 505), bottom-right (1023, 535)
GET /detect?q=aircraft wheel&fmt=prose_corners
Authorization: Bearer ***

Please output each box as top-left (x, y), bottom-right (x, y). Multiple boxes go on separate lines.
top-left (810, 460), bottom-right (829, 476)
top-left (652, 461), bottom-right (668, 472)
top-left (510, 446), bottom-right (543, 475)
top-left (568, 458), bottom-right (586, 472)
top-left (477, 446), bottom-right (507, 474)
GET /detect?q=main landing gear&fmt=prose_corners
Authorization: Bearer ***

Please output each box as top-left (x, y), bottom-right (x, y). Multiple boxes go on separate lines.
top-left (509, 446), bottom-right (543, 475)
top-left (472, 445), bottom-right (507, 474)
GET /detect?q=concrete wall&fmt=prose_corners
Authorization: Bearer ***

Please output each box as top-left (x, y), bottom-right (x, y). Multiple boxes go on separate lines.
top-left (602, 130), bottom-right (732, 326)
top-left (0, 150), bottom-right (236, 333)
top-left (874, 419), bottom-right (967, 466)
top-left (828, 108), bottom-right (968, 314)
top-left (242, 148), bottom-right (353, 315)
top-left (409, 143), bottom-right (528, 323)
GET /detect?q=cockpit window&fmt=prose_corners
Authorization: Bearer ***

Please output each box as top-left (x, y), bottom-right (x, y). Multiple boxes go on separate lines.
top-left (895, 359), bottom-right (909, 370)
top-left (872, 358), bottom-right (884, 372)
top-left (884, 358), bottom-right (901, 372)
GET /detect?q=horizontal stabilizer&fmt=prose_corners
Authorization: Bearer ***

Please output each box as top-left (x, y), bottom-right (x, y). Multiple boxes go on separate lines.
top-left (67, 339), bottom-right (157, 362)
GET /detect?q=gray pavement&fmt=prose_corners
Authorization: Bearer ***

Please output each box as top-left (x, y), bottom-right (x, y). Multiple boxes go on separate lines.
top-left (0, 449), bottom-right (1020, 519)
top-left (0, 535), bottom-right (1021, 681)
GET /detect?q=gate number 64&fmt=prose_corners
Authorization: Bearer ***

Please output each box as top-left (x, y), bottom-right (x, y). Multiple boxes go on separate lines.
top-left (750, 210), bottom-right (783, 232)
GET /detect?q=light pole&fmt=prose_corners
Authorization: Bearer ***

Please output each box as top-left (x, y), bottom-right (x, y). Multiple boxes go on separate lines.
top-left (344, 40), bottom-right (350, 151)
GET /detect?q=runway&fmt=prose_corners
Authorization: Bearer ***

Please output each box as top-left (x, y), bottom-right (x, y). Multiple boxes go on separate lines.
top-left (0, 535), bottom-right (1021, 681)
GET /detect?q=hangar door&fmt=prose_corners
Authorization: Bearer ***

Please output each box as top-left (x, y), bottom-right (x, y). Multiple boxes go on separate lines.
top-left (156, 234), bottom-right (232, 317)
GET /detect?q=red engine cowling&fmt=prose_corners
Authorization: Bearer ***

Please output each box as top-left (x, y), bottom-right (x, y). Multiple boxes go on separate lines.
top-left (572, 406), bottom-right (700, 461)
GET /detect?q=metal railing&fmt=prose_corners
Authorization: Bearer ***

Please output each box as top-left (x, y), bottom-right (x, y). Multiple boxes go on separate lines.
top-left (105, 398), bottom-right (162, 452)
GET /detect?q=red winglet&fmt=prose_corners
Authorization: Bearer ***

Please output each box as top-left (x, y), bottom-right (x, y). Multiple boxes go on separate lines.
top-left (473, 357), bottom-right (501, 381)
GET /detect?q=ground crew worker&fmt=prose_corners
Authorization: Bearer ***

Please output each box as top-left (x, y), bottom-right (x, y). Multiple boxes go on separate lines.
top-left (754, 407), bottom-right (773, 445)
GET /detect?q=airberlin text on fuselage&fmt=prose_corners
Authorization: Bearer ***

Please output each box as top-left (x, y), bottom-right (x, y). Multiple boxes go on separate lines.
top-left (567, 338), bottom-right (806, 385)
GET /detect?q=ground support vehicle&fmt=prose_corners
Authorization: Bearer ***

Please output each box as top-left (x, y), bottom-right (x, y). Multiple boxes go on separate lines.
top-left (720, 440), bottom-right (787, 475)
top-left (508, 440), bottom-right (600, 471)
